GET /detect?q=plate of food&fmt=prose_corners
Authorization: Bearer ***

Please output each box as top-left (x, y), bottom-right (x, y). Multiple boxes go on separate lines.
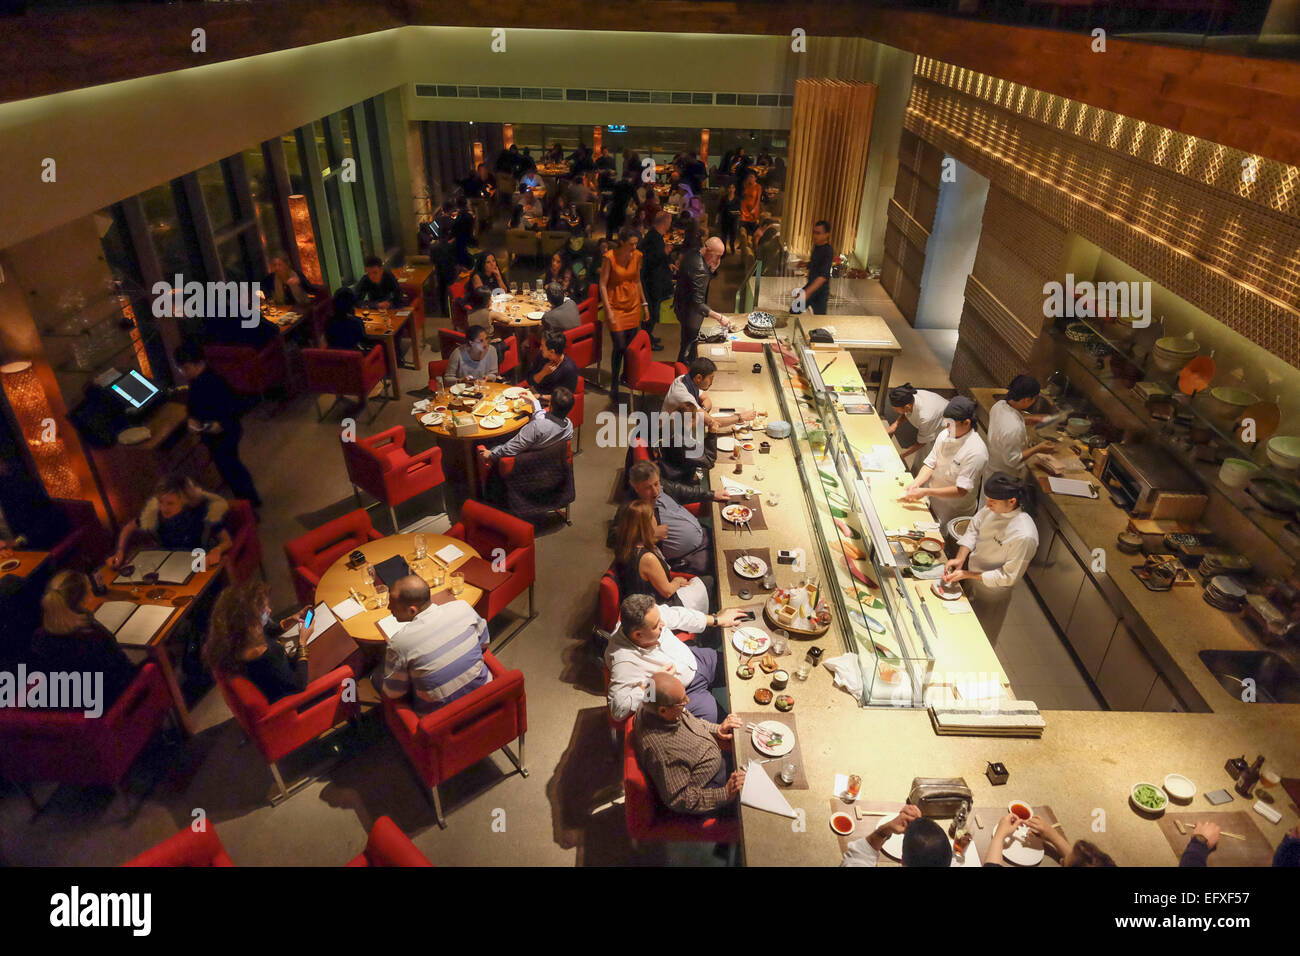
top-left (742, 442), bottom-right (756, 451)
top-left (1130, 782), bottom-right (1168, 816)
top-left (503, 386), bottom-right (527, 399)
top-left (733, 554), bottom-right (768, 579)
top-left (526, 311), bottom-right (545, 320)
top-left (931, 579), bottom-right (963, 601)
top-left (721, 504), bottom-right (753, 524)
top-left (420, 412), bottom-right (444, 427)
top-left (716, 436), bottom-right (736, 452)
top-left (1001, 829), bottom-right (1046, 866)
top-left (479, 415), bottom-right (505, 429)
top-left (0, 558), bottom-right (20, 572)
top-left (752, 719), bottom-right (794, 757)
top-left (731, 626), bottom-right (771, 656)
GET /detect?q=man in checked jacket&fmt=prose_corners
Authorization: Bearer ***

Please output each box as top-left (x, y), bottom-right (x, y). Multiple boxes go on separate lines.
top-left (634, 671), bottom-right (746, 816)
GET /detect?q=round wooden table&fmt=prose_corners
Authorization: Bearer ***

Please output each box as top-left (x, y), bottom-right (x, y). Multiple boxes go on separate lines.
top-left (492, 291), bottom-right (546, 330)
top-left (418, 381), bottom-right (535, 496)
top-left (314, 533), bottom-right (484, 645)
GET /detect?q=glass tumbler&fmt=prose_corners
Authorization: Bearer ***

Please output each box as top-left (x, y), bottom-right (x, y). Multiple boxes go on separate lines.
top-left (450, 573), bottom-right (465, 596)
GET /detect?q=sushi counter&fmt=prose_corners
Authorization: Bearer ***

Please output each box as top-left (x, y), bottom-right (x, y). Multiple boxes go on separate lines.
top-left (702, 318), bottom-right (1300, 867)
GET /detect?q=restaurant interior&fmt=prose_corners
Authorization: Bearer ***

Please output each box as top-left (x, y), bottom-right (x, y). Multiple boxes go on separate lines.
top-left (1, 0), bottom-right (1299, 878)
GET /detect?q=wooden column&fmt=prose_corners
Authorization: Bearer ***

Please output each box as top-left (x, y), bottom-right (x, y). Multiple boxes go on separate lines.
top-left (785, 78), bottom-right (877, 259)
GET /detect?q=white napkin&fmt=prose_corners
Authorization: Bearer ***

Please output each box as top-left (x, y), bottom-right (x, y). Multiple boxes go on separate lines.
top-left (435, 543), bottom-right (464, 564)
top-left (944, 602), bottom-right (973, 615)
top-left (740, 760), bottom-right (797, 818)
top-left (720, 477), bottom-right (756, 497)
top-left (331, 597), bottom-right (365, 621)
top-left (832, 773), bottom-right (854, 799)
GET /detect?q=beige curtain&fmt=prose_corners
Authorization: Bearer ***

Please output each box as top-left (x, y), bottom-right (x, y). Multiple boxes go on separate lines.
top-left (785, 79), bottom-right (877, 259)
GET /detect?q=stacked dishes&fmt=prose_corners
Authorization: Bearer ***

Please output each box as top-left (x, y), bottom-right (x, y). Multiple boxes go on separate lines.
top-left (745, 311), bottom-right (776, 338)
top-left (1198, 552), bottom-right (1253, 578)
top-left (1203, 574), bottom-right (1247, 612)
top-left (1152, 335), bottom-right (1199, 372)
top-left (1205, 386), bottom-right (1258, 424)
top-left (1266, 435), bottom-right (1300, 471)
top-left (1218, 457), bottom-right (1261, 489)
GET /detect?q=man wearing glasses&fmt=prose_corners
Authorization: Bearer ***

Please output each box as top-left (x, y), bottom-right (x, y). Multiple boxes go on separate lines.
top-left (633, 671), bottom-right (746, 816)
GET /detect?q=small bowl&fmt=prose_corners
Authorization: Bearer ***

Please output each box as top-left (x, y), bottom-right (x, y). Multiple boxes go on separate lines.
top-left (1219, 457), bottom-right (1260, 490)
top-left (774, 694), bottom-right (794, 712)
top-left (1130, 782), bottom-right (1169, 816)
top-left (830, 811), bottom-right (856, 836)
top-left (1117, 531), bottom-right (1144, 554)
top-left (1007, 798), bottom-right (1033, 821)
top-left (754, 687), bottom-right (773, 705)
top-left (1266, 435), bottom-right (1300, 471)
top-left (1205, 386), bottom-right (1258, 422)
top-left (910, 551), bottom-right (936, 569)
top-left (770, 669), bottom-right (789, 690)
top-left (736, 664), bottom-right (754, 680)
top-left (1066, 417), bottom-right (1091, 437)
top-left (896, 537), bottom-right (919, 556)
top-left (1163, 773), bottom-right (1196, 802)
top-left (918, 537), bottom-right (944, 556)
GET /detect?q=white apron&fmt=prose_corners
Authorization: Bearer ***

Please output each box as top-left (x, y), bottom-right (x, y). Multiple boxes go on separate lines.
top-left (925, 429), bottom-right (987, 530)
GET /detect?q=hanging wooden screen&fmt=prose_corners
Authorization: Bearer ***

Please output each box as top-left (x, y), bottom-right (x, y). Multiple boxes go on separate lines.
top-left (785, 78), bottom-right (877, 259)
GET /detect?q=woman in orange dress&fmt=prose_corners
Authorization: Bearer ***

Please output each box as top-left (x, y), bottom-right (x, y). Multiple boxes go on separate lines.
top-left (740, 169), bottom-right (762, 236)
top-left (599, 226), bottom-right (649, 406)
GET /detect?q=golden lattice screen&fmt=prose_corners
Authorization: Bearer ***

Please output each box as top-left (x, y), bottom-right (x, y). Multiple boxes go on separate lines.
top-left (784, 79), bottom-right (877, 259)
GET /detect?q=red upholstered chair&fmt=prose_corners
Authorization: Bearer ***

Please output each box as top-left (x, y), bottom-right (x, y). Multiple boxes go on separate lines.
top-left (344, 816), bottom-right (434, 867)
top-left (310, 296), bottom-right (333, 344)
top-left (123, 826), bottom-right (236, 867)
top-left (567, 374), bottom-right (585, 452)
top-left (223, 498), bottom-right (262, 584)
top-left (0, 662), bottom-right (173, 815)
top-left (204, 338), bottom-right (288, 402)
top-left (48, 497), bottom-right (112, 572)
top-left (625, 330), bottom-right (686, 412)
top-left (438, 328), bottom-right (467, 359)
top-left (214, 661), bottom-right (359, 804)
top-left (341, 426), bottom-right (446, 533)
top-left (446, 499), bottom-right (536, 634)
top-left (566, 332), bottom-right (595, 373)
top-left (499, 335), bottom-right (520, 382)
top-left (623, 719), bottom-right (741, 847)
top-left (598, 567), bottom-right (621, 633)
top-left (284, 508), bottom-right (384, 605)
top-left (449, 283), bottom-right (470, 333)
top-left (427, 359), bottom-right (449, 387)
top-left (302, 344), bottom-right (389, 423)
top-left (383, 650), bottom-right (527, 828)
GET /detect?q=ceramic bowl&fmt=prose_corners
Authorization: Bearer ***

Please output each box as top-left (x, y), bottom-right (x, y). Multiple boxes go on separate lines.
top-left (1163, 773), bottom-right (1196, 802)
top-left (1218, 457), bottom-right (1260, 490)
top-left (1266, 435), bottom-right (1300, 471)
top-left (1205, 386), bottom-right (1258, 422)
top-left (1066, 417), bottom-right (1091, 437)
top-left (918, 537), bottom-right (944, 557)
top-left (1130, 782), bottom-right (1169, 816)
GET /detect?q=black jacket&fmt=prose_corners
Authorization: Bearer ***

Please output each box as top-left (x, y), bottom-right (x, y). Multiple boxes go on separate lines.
top-left (187, 367), bottom-right (241, 433)
top-left (638, 228), bottom-right (674, 300)
top-left (353, 270), bottom-right (406, 307)
top-left (673, 249), bottom-right (713, 323)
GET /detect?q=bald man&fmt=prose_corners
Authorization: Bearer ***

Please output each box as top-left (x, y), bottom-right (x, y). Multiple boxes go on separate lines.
top-left (673, 234), bottom-right (733, 365)
top-left (377, 574), bottom-right (491, 714)
top-left (633, 671), bottom-right (746, 816)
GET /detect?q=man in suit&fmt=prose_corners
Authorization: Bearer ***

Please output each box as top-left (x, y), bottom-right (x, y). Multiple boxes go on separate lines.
top-left (638, 210), bottom-right (674, 352)
top-left (174, 342), bottom-right (261, 508)
top-left (672, 234), bottom-right (730, 365)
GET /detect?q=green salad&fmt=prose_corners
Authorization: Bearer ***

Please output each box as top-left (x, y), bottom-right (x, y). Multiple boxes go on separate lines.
top-left (1133, 784), bottom-right (1165, 809)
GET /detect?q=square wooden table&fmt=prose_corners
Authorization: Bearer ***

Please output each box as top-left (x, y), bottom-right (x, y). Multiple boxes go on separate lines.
top-left (360, 308), bottom-right (420, 398)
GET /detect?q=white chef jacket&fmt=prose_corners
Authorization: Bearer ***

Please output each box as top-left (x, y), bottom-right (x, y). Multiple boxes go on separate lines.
top-left (957, 506), bottom-right (1039, 589)
top-left (923, 427), bottom-right (989, 527)
top-left (984, 399), bottom-right (1030, 481)
top-left (906, 389), bottom-right (949, 450)
top-left (604, 603), bottom-right (707, 720)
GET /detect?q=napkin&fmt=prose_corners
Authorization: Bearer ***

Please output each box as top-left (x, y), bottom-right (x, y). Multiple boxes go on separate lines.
top-left (944, 602), bottom-right (973, 615)
top-left (434, 543), bottom-right (464, 565)
top-left (832, 774), bottom-right (856, 799)
top-left (331, 597), bottom-right (365, 621)
top-left (740, 760), bottom-right (797, 818)
top-left (720, 476), bottom-right (756, 496)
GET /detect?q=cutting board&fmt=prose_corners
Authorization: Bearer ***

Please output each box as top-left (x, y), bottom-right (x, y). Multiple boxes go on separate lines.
top-left (1155, 812), bottom-right (1275, 867)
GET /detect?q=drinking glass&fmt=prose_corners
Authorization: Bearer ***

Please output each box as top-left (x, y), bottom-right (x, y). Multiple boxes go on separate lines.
top-left (753, 466), bottom-right (765, 482)
top-left (510, 281), bottom-right (518, 295)
top-left (450, 573), bottom-right (465, 596)
top-left (779, 761), bottom-right (797, 785)
top-left (771, 631), bottom-right (788, 656)
top-left (414, 533), bottom-right (427, 561)
top-left (370, 583), bottom-right (389, 611)
top-left (535, 278), bottom-right (544, 292)
top-left (430, 563), bottom-right (446, 589)
top-left (363, 563), bottom-right (377, 593)
top-left (795, 662), bottom-right (811, 681)
top-left (766, 488), bottom-right (780, 507)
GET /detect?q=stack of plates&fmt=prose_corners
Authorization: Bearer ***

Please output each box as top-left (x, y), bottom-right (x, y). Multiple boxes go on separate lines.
top-left (1198, 552), bottom-right (1253, 579)
top-left (1152, 335), bottom-right (1199, 371)
top-left (1203, 574), bottom-right (1247, 612)
top-left (745, 311), bottom-right (776, 338)
top-left (1064, 321), bottom-right (1093, 343)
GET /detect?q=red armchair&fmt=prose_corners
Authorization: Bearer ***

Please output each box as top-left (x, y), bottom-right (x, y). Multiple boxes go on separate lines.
top-left (284, 508), bottom-right (384, 605)
top-left (303, 343), bottom-right (388, 423)
top-left (625, 330), bottom-right (686, 412)
top-left (341, 426), bottom-right (446, 533)
top-left (567, 374), bottom-right (585, 453)
top-left (48, 497), bottom-right (113, 573)
top-left (204, 338), bottom-right (288, 402)
top-left (383, 650), bottom-right (527, 828)
top-left (214, 661), bottom-right (359, 803)
top-left (566, 332), bottom-right (595, 373)
top-left (623, 719), bottom-right (741, 847)
top-left (447, 500), bottom-right (536, 639)
top-left (499, 335), bottom-right (520, 381)
top-left (345, 816), bottom-right (435, 867)
top-left (0, 662), bottom-right (173, 815)
top-left (438, 327), bottom-right (467, 359)
top-left (427, 359), bottom-right (449, 388)
top-left (223, 498), bottom-right (262, 584)
top-left (123, 826), bottom-right (236, 867)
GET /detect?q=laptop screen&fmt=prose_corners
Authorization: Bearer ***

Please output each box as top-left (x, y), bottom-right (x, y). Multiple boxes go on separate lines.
top-left (110, 369), bottom-right (160, 410)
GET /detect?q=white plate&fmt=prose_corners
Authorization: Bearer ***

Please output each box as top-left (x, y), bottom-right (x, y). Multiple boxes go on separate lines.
top-left (731, 626), bottom-right (770, 656)
top-left (733, 555), bottom-right (768, 579)
top-left (527, 310), bottom-right (545, 320)
top-left (830, 812), bottom-right (856, 837)
top-left (420, 412), bottom-right (444, 427)
top-left (0, 559), bottom-right (20, 572)
top-left (413, 398), bottom-right (431, 410)
top-left (480, 415), bottom-right (505, 429)
top-left (450, 384), bottom-right (469, 395)
top-left (720, 504), bottom-right (753, 524)
top-left (1001, 829), bottom-right (1046, 866)
top-left (716, 436), bottom-right (736, 451)
top-left (503, 387), bottom-right (527, 399)
top-left (751, 720), bottom-right (794, 757)
top-left (118, 426), bottom-right (151, 445)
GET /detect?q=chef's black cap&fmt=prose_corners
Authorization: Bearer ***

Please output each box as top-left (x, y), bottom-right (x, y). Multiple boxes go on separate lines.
top-left (984, 471), bottom-right (1024, 501)
top-left (889, 383), bottom-right (917, 408)
top-left (943, 396), bottom-right (977, 422)
top-left (1005, 374), bottom-right (1041, 402)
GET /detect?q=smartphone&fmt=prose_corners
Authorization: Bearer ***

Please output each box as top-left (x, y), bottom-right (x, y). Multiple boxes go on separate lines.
top-left (719, 407), bottom-right (736, 415)
top-left (736, 611), bottom-right (756, 622)
top-left (302, 607), bottom-right (315, 631)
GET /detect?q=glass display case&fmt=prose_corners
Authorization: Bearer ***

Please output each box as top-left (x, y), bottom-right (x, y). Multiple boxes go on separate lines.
top-left (764, 326), bottom-right (937, 707)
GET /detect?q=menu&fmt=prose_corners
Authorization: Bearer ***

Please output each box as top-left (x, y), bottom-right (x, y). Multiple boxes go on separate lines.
top-left (94, 601), bottom-right (175, 647)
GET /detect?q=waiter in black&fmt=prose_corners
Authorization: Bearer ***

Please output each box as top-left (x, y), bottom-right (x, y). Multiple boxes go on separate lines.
top-left (174, 341), bottom-right (262, 508)
top-left (798, 219), bottom-right (833, 316)
top-left (638, 210), bottom-right (674, 352)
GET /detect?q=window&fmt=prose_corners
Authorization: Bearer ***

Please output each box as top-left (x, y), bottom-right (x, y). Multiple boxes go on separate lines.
top-left (140, 181), bottom-right (201, 282)
top-left (197, 161), bottom-right (237, 232)
top-left (244, 145), bottom-right (283, 257)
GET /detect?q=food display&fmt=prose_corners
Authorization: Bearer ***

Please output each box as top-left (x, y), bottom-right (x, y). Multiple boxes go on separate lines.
top-left (764, 584), bottom-right (831, 636)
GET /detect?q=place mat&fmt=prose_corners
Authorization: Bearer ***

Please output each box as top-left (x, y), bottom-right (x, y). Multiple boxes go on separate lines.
top-left (717, 498), bottom-right (768, 531)
top-left (735, 712), bottom-right (807, 789)
top-left (306, 623), bottom-right (363, 683)
top-left (971, 804), bottom-right (1060, 867)
top-left (1155, 811), bottom-right (1274, 867)
top-left (834, 799), bottom-right (901, 859)
top-left (732, 340), bottom-right (765, 353)
top-left (723, 548), bottom-right (773, 597)
top-left (429, 589), bottom-right (456, 606)
top-left (458, 555), bottom-right (511, 592)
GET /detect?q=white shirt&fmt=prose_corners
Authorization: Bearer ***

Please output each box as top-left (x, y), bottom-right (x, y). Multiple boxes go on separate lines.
top-left (663, 375), bottom-right (707, 452)
top-left (957, 506), bottom-right (1039, 589)
top-left (840, 838), bottom-right (880, 867)
top-left (923, 427), bottom-right (989, 525)
top-left (604, 603), bottom-right (708, 720)
top-left (985, 399), bottom-right (1030, 481)
top-left (906, 390), bottom-right (949, 449)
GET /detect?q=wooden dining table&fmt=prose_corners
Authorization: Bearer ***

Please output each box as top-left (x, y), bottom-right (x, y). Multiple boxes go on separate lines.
top-left (0, 549), bottom-right (51, 581)
top-left (313, 532), bottom-right (484, 646)
top-left (418, 381), bottom-right (535, 496)
top-left (358, 307), bottom-right (420, 398)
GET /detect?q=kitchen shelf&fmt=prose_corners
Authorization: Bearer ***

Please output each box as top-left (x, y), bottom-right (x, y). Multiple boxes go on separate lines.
top-left (1049, 328), bottom-right (1300, 562)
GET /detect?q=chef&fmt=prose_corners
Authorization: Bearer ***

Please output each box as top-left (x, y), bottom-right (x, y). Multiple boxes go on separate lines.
top-left (941, 471), bottom-right (1039, 640)
top-left (886, 383), bottom-right (948, 477)
top-left (984, 374), bottom-right (1055, 484)
top-left (900, 396), bottom-right (988, 532)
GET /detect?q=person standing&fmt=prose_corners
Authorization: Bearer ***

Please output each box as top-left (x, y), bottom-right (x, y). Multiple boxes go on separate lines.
top-left (901, 396), bottom-right (988, 533)
top-left (985, 374), bottom-right (1055, 484)
top-left (798, 219), bottom-right (833, 315)
top-left (887, 383), bottom-right (950, 477)
top-left (174, 342), bottom-right (261, 508)
top-left (717, 183), bottom-right (741, 254)
top-left (638, 211), bottom-right (674, 352)
top-left (942, 472), bottom-right (1039, 640)
top-left (739, 169), bottom-right (762, 236)
top-left (672, 232), bottom-right (730, 366)
top-left (599, 226), bottom-right (648, 406)
top-left (605, 169), bottom-right (640, 240)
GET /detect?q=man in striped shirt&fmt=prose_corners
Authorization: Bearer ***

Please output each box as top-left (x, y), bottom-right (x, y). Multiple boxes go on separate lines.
top-left (380, 575), bottom-right (491, 714)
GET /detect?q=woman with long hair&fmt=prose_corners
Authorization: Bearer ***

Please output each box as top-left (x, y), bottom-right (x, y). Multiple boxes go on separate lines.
top-left (599, 226), bottom-right (648, 406)
top-left (31, 570), bottom-right (137, 709)
top-left (470, 251), bottom-right (507, 294)
top-left (204, 580), bottom-right (313, 704)
top-left (739, 169), bottom-right (762, 235)
top-left (613, 500), bottom-right (708, 613)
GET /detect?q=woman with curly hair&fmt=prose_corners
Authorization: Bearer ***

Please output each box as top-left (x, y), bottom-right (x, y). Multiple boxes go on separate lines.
top-left (204, 580), bottom-right (312, 704)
